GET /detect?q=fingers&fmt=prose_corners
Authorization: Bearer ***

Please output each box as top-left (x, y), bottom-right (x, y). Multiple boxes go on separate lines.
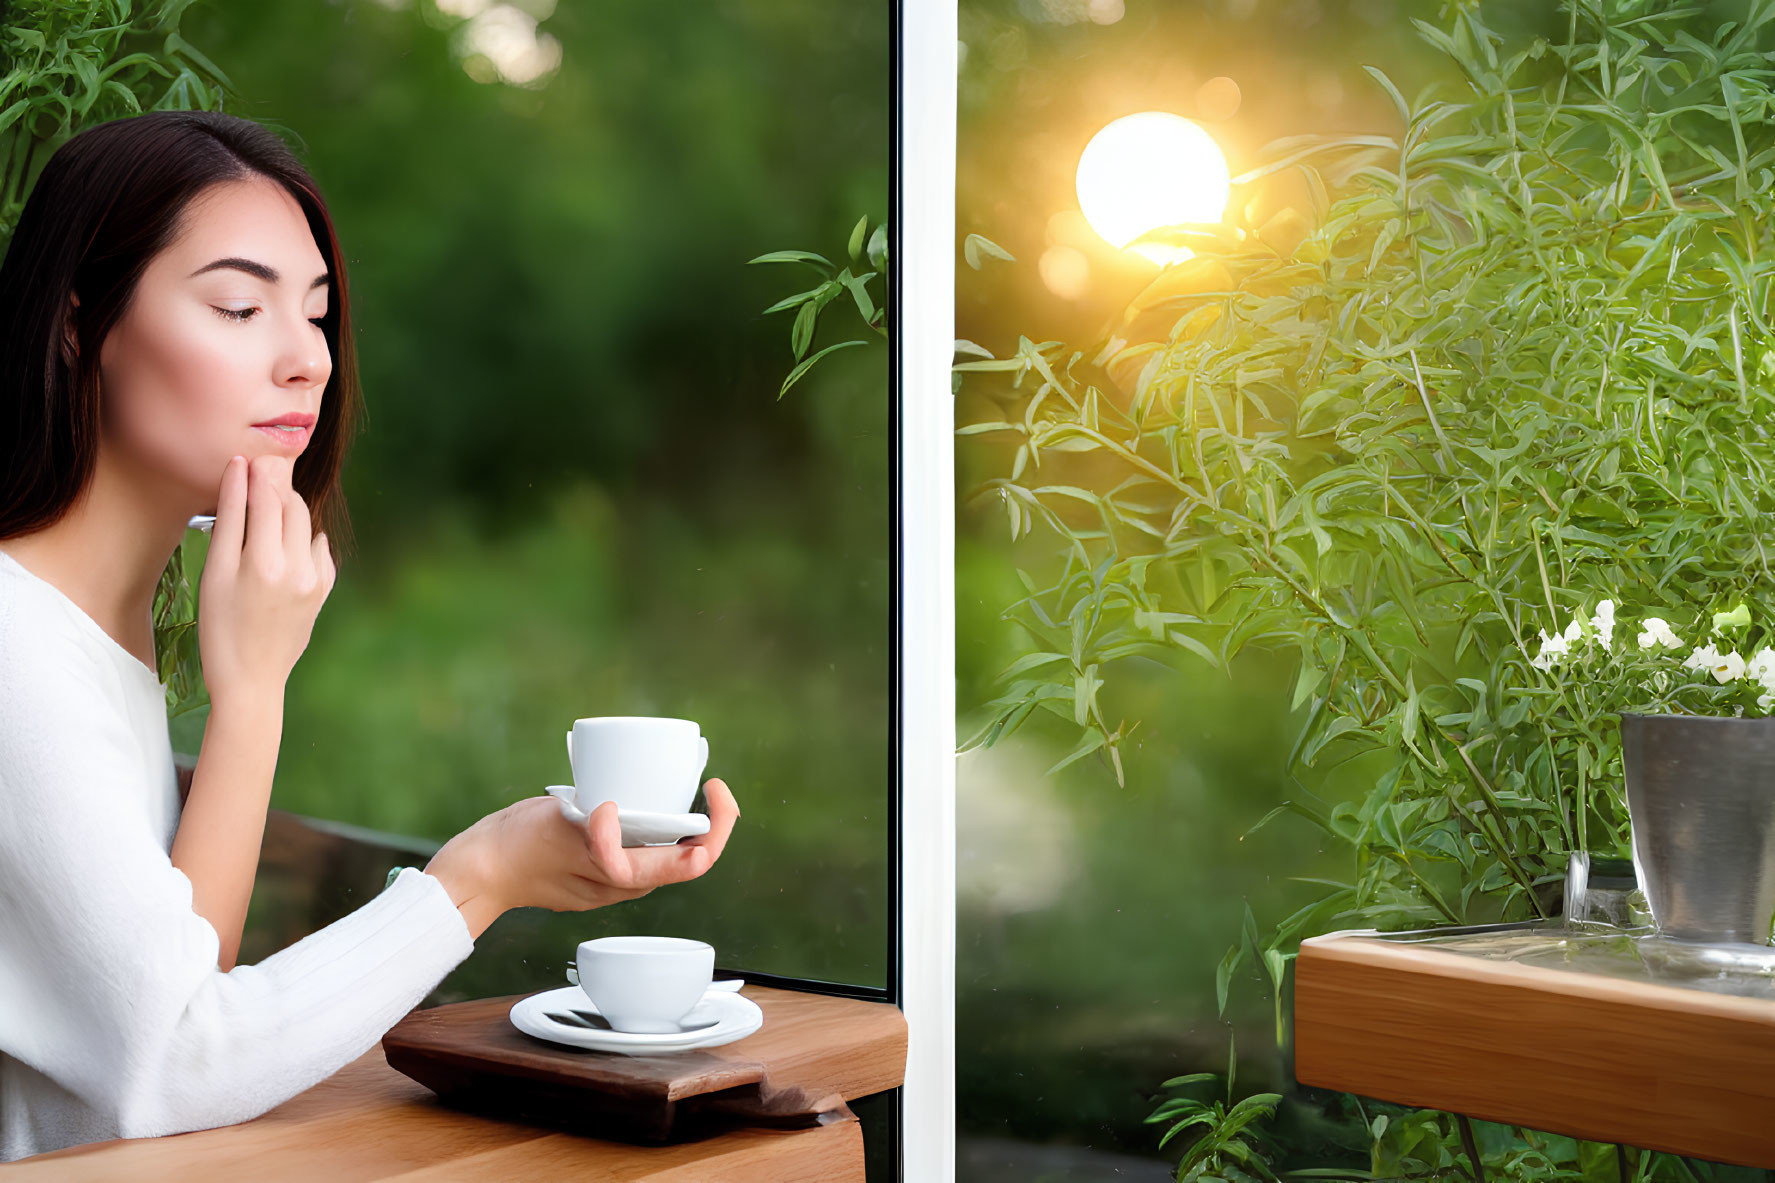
top-left (615, 842), bottom-right (711, 888)
top-left (576, 782), bottom-right (739, 892)
top-left (281, 461), bottom-right (315, 585)
top-left (677, 779), bottom-right (738, 865)
top-left (312, 529), bottom-right (336, 597)
top-left (209, 456), bottom-right (248, 571)
top-left (620, 778), bottom-right (739, 887)
top-left (583, 801), bottom-right (636, 888)
top-left (245, 456), bottom-right (285, 574)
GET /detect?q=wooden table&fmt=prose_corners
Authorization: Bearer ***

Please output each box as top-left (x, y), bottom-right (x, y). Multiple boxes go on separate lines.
top-left (9, 986), bottom-right (906, 1180)
top-left (1294, 925), bottom-right (1775, 1169)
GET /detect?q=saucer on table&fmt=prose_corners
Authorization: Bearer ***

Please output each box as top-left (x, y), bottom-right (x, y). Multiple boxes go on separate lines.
top-left (510, 985), bottom-right (763, 1054)
top-left (543, 786), bottom-right (711, 846)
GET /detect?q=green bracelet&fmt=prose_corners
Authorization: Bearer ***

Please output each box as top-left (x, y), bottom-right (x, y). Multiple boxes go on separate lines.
top-left (386, 864), bottom-right (421, 889)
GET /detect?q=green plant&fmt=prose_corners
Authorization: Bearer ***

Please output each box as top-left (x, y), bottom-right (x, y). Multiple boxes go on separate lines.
top-left (1146, 1034), bottom-right (1290, 1182)
top-left (1, 0), bottom-right (237, 717)
top-left (952, 0), bottom-right (1775, 937)
top-left (746, 212), bottom-right (888, 400)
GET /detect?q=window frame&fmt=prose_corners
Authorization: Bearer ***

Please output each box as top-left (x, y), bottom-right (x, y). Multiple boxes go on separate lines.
top-left (892, 0), bottom-right (957, 1178)
top-left (702, 7), bottom-right (955, 1177)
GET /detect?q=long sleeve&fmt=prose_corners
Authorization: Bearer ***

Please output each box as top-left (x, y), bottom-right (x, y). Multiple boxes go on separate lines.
top-left (0, 589), bottom-right (475, 1161)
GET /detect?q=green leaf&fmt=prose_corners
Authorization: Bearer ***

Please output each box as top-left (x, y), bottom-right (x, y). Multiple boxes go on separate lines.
top-left (1159, 1072), bottom-right (1218, 1089)
top-left (163, 29), bottom-right (234, 90)
top-left (746, 249), bottom-right (834, 272)
top-left (760, 285), bottom-right (823, 315)
top-left (963, 232), bottom-right (1015, 270)
top-left (1045, 725), bottom-right (1106, 777)
top-left (776, 340), bottom-right (867, 400)
top-left (1216, 942), bottom-right (1244, 1016)
top-left (1362, 64), bottom-right (1412, 127)
top-left (1073, 662), bottom-right (1102, 726)
top-left (840, 269), bottom-right (876, 323)
top-left (790, 301), bottom-right (816, 360)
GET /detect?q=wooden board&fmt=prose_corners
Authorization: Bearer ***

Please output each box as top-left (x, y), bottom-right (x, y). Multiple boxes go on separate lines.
top-left (7, 1043), bottom-right (865, 1181)
top-left (380, 984), bottom-right (907, 1144)
top-left (1294, 933), bottom-right (1775, 1168)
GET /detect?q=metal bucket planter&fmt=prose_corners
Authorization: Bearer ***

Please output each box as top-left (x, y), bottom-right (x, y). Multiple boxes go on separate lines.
top-left (1619, 713), bottom-right (1775, 945)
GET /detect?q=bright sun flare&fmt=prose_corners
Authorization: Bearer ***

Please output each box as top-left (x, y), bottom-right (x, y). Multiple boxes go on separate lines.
top-left (1075, 112), bottom-right (1230, 265)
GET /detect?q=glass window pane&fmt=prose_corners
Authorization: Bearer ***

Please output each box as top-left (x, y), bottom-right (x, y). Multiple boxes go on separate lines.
top-left (177, 0), bottom-right (893, 994)
top-left (954, 1), bottom-right (1709, 1177)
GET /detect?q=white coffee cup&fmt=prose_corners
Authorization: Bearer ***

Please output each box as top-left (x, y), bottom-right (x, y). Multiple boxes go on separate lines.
top-left (576, 936), bottom-right (715, 1033)
top-left (560, 716), bottom-right (708, 815)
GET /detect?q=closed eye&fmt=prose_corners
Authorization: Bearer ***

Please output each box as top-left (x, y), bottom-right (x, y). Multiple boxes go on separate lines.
top-left (212, 307), bottom-right (328, 326)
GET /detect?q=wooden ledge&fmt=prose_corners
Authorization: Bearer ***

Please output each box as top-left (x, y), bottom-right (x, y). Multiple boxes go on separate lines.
top-left (1294, 929), bottom-right (1775, 1168)
top-left (10, 1042), bottom-right (864, 1181)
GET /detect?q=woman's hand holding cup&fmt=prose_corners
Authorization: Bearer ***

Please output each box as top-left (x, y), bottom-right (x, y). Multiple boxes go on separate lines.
top-left (424, 778), bottom-right (741, 939)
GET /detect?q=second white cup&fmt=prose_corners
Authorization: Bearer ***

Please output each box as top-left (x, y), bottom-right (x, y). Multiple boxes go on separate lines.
top-left (576, 936), bottom-right (715, 1033)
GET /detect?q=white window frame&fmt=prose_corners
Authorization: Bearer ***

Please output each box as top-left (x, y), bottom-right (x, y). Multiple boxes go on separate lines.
top-left (897, 0), bottom-right (957, 1178)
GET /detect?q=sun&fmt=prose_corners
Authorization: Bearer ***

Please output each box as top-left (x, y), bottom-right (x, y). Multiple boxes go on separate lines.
top-left (1076, 112), bottom-right (1230, 265)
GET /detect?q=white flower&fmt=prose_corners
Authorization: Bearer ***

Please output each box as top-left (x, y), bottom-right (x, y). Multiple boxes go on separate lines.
top-left (1748, 648), bottom-right (1775, 709)
top-left (1562, 616), bottom-right (1584, 644)
top-left (1685, 643), bottom-right (1723, 671)
top-left (1530, 628), bottom-right (1570, 671)
top-left (1592, 599), bottom-right (1616, 648)
top-left (1712, 651), bottom-right (1746, 684)
top-left (1637, 617), bottom-right (1682, 650)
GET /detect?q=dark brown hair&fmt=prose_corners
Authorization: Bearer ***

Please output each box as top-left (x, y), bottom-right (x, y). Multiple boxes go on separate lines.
top-left (0, 109), bottom-right (363, 560)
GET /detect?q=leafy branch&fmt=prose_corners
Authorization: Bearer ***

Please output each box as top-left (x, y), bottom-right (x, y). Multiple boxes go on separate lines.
top-left (746, 212), bottom-right (887, 400)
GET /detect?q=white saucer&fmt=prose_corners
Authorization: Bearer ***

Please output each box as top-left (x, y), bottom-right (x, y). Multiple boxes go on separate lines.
top-left (543, 787), bottom-right (711, 847)
top-left (510, 986), bottom-right (763, 1054)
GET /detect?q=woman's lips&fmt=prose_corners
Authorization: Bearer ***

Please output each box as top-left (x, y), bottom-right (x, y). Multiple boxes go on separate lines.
top-left (252, 424), bottom-right (310, 449)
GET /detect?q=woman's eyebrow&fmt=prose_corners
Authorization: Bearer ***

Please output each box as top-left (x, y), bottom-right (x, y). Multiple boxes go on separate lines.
top-left (188, 256), bottom-right (331, 290)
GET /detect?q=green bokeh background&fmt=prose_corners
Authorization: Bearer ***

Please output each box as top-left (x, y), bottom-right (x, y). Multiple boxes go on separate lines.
top-left (173, 0), bottom-right (891, 993)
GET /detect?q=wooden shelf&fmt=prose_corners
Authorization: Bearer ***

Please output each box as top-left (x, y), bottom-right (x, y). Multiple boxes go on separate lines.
top-left (1294, 926), bottom-right (1775, 1168)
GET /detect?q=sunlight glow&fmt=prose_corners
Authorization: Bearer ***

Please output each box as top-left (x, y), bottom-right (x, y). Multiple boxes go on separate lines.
top-left (1075, 112), bottom-right (1230, 266)
top-left (1038, 244), bottom-right (1090, 300)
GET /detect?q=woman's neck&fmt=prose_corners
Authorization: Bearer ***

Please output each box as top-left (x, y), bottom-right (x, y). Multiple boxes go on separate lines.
top-left (1, 451), bottom-right (192, 671)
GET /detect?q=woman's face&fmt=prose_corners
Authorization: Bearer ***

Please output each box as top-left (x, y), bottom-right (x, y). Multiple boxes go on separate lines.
top-left (90, 175), bottom-right (332, 512)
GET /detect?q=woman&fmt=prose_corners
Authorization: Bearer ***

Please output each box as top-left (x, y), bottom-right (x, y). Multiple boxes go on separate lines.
top-left (0, 109), bottom-right (740, 1161)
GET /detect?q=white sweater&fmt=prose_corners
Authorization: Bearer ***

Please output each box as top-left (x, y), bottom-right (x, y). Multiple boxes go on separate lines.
top-left (0, 547), bottom-right (477, 1162)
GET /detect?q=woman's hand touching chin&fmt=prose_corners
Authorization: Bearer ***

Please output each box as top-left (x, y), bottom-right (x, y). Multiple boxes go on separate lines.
top-left (196, 453), bottom-right (335, 711)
